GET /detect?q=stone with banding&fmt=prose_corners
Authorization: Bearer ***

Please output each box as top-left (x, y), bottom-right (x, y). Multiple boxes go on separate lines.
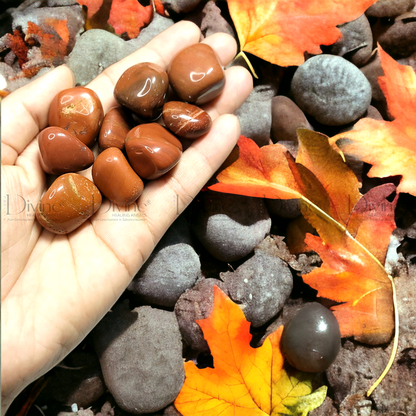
top-left (48, 87), bottom-right (104, 147)
top-left (125, 123), bottom-right (182, 180)
top-left (98, 107), bottom-right (132, 150)
top-left (38, 126), bottom-right (94, 175)
top-left (92, 148), bottom-right (144, 206)
top-left (168, 43), bottom-right (225, 105)
top-left (35, 173), bottom-right (102, 234)
top-left (114, 62), bottom-right (169, 120)
top-left (162, 101), bottom-right (212, 139)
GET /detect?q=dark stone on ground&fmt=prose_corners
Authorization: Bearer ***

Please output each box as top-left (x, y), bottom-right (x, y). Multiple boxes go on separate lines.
top-left (93, 303), bottom-right (184, 414)
top-left (160, 0), bottom-right (201, 15)
top-left (366, 0), bottom-right (416, 17)
top-left (220, 236), bottom-right (293, 327)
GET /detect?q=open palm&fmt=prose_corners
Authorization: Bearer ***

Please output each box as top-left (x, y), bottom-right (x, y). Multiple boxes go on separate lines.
top-left (1, 21), bottom-right (252, 413)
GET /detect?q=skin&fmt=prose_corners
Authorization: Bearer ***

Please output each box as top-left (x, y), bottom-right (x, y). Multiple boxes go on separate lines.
top-left (1, 21), bottom-right (253, 414)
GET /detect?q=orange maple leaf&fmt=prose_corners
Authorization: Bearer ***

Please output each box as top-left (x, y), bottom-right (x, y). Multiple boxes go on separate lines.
top-left (108, 0), bottom-right (153, 39)
top-left (227, 0), bottom-right (378, 67)
top-left (209, 130), bottom-right (396, 344)
top-left (175, 286), bottom-right (327, 416)
top-left (330, 46), bottom-right (416, 196)
top-left (76, 0), bottom-right (104, 18)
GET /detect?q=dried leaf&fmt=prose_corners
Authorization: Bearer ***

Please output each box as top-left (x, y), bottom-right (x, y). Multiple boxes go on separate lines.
top-left (76, 0), bottom-right (104, 18)
top-left (227, 0), bottom-right (378, 66)
top-left (174, 286), bottom-right (327, 416)
top-left (108, 0), bottom-right (153, 39)
top-left (6, 30), bottom-right (28, 67)
top-left (331, 46), bottom-right (416, 196)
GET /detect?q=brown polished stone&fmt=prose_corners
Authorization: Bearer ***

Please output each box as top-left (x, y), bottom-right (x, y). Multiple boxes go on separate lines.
top-left (114, 62), bottom-right (169, 120)
top-left (38, 126), bottom-right (95, 175)
top-left (98, 107), bottom-right (132, 150)
top-left (168, 43), bottom-right (225, 105)
top-left (92, 148), bottom-right (144, 206)
top-left (125, 123), bottom-right (182, 180)
top-left (48, 87), bottom-right (104, 147)
top-left (36, 173), bottom-right (102, 234)
top-left (162, 101), bottom-right (212, 139)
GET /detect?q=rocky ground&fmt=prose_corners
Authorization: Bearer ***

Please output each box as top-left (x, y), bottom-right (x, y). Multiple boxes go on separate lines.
top-left (1, 0), bottom-right (416, 415)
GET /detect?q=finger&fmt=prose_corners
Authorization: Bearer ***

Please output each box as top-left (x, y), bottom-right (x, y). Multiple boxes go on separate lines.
top-left (203, 65), bottom-right (253, 119)
top-left (1, 65), bottom-right (75, 166)
top-left (87, 21), bottom-right (201, 113)
top-left (201, 32), bottom-right (237, 66)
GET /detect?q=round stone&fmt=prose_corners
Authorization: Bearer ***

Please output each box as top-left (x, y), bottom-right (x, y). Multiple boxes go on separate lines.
top-left (98, 107), bottom-right (132, 150)
top-left (291, 55), bottom-right (372, 126)
top-left (162, 101), bottom-right (212, 139)
top-left (38, 126), bottom-right (94, 175)
top-left (281, 303), bottom-right (341, 373)
top-left (48, 87), bottom-right (104, 147)
top-left (92, 147), bottom-right (144, 207)
top-left (168, 43), bottom-right (225, 105)
top-left (114, 62), bottom-right (169, 120)
top-left (125, 123), bottom-right (182, 180)
top-left (36, 173), bottom-right (102, 234)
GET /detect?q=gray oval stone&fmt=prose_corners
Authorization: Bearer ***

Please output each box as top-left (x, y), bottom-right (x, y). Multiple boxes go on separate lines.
top-left (291, 55), bottom-right (372, 126)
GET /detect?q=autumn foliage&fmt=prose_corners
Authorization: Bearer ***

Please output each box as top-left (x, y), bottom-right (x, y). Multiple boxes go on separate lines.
top-left (175, 286), bottom-right (327, 416)
top-left (209, 130), bottom-right (396, 345)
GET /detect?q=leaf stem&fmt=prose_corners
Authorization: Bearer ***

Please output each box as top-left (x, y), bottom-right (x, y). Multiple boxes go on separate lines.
top-left (235, 51), bottom-right (259, 79)
top-left (367, 274), bottom-right (399, 396)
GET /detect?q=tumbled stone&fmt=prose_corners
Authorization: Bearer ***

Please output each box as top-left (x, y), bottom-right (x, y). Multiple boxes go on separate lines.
top-left (36, 173), bottom-right (102, 234)
top-left (92, 148), bottom-right (143, 207)
top-left (48, 87), bottom-right (104, 147)
top-left (125, 123), bottom-right (182, 179)
top-left (328, 14), bottom-right (373, 67)
top-left (175, 278), bottom-right (228, 353)
top-left (271, 96), bottom-right (312, 143)
top-left (114, 62), bottom-right (169, 120)
top-left (220, 236), bottom-right (293, 327)
top-left (163, 101), bottom-right (211, 139)
top-left (366, 0), bottom-right (416, 17)
top-left (190, 192), bottom-right (271, 262)
top-left (291, 55), bottom-right (372, 126)
top-left (168, 43), bottom-right (225, 105)
top-left (128, 215), bottom-right (201, 307)
top-left (98, 107), bottom-right (132, 150)
top-left (93, 303), bottom-right (184, 414)
top-left (378, 12), bottom-right (416, 58)
top-left (38, 126), bottom-right (94, 175)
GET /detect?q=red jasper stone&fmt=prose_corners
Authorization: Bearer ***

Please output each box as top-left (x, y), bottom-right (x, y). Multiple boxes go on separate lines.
top-left (38, 126), bottom-right (94, 175)
top-left (48, 87), bottom-right (104, 147)
top-left (98, 107), bottom-right (132, 150)
top-left (36, 173), bottom-right (102, 234)
top-left (125, 123), bottom-right (182, 180)
top-left (93, 148), bottom-right (144, 206)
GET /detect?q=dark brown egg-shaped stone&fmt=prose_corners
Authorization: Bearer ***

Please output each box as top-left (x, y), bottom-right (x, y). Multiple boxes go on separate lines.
top-left (48, 87), bottom-right (104, 147)
top-left (93, 148), bottom-right (144, 206)
top-left (125, 123), bottom-right (182, 180)
top-left (38, 126), bottom-right (95, 175)
top-left (168, 43), bottom-right (225, 105)
top-left (98, 107), bottom-right (132, 150)
top-left (114, 62), bottom-right (169, 120)
top-left (162, 101), bottom-right (212, 139)
top-left (36, 173), bottom-right (102, 234)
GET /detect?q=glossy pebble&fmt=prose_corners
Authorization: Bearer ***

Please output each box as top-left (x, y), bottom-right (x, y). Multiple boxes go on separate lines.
top-left (162, 101), bottom-right (212, 139)
top-left (36, 173), bottom-right (102, 234)
top-left (125, 123), bottom-right (182, 180)
top-left (48, 87), bottom-right (104, 147)
top-left (38, 126), bottom-right (94, 175)
top-left (114, 62), bottom-right (169, 120)
top-left (168, 43), bottom-right (225, 105)
top-left (281, 303), bottom-right (341, 373)
top-left (93, 148), bottom-right (144, 206)
top-left (99, 107), bottom-right (132, 150)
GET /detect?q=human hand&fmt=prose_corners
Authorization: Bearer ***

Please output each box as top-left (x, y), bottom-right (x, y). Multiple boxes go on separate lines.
top-left (1, 21), bottom-right (252, 413)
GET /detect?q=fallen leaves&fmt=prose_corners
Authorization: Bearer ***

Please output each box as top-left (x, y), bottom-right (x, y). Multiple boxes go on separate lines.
top-left (227, 0), bottom-right (378, 67)
top-left (331, 46), bottom-right (416, 196)
top-left (77, 0), bottom-right (153, 38)
top-left (174, 286), bottom-right (327, 416)
top-left (209, 130), bottom-right (396, 345)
